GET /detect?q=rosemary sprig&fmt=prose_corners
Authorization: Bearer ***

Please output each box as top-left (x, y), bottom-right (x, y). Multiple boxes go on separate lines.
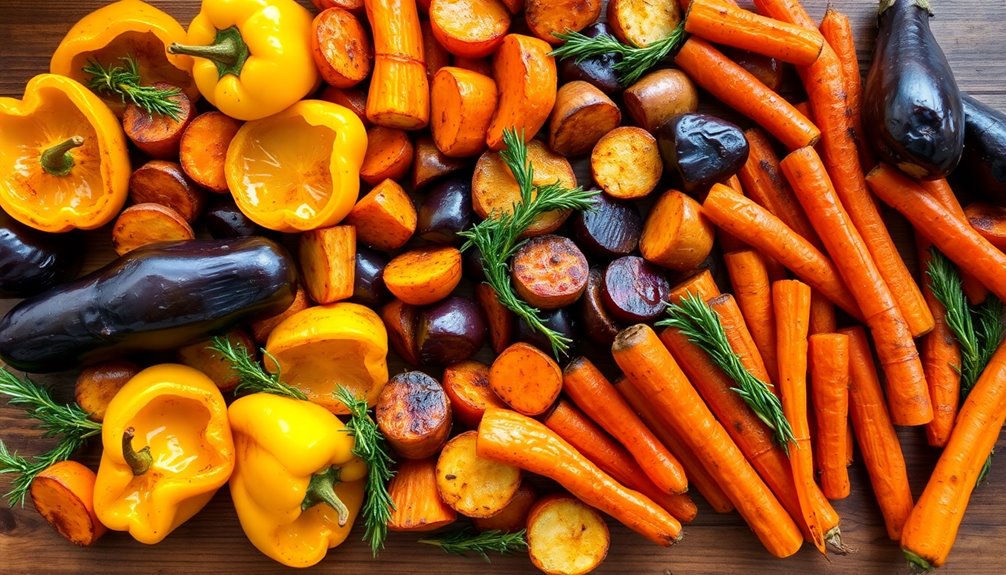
top-left (458, 128), bottom-right (598, 357)
top-left (83, 56), bottom-right (183, 120)
top-left (0, 368), bottom-right (102, 506)
top-left (209, 336), bottom-right (306, 400)
top-left (335, 386), bottom-right (395, 556)
top-left (550, 23), bottom-right (687, 86)
top-left (658, 293), bottom-right (797, 448)
top-left (419, 529), bottom-right (528, 561)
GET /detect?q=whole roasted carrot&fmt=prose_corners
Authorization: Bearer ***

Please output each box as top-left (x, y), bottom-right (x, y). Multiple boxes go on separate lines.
top-left (840, 326), bottom-right (915, 540)
top-left (919, 178), bottom-right (988, 304)
top-left (683, 0), bottom-right (824, 65)
top-left (708, 293), bottom-right (774, 387)
top-left (808, 333), bottom-right (850, 500)
top-left (809, 290), bottom-right (837, 335)
top-left (819, 8), bottom-right (873, 170)
top-left (900, 339), bottom-right (1006, 570)
top-left (542, 400), bottom-right (698, 522)
top-left (781, 147), bottom-right (933, 426)
top-left (867, 164), bottom-right (1006, 305)
top-left (613, 324), bottom-right (804, 558)
top-left (477, 407), bottom-right (682, 546)
top-left (668, 269), bottom-right (721, 305)
top-left (674, 38), bottom-right (819, 150)
top-left (701, 184), bottom-right (861, 319)
top-left (562, 357), bottom-right (688, 495)
top-left (724, 250), bottom-right (779, 386)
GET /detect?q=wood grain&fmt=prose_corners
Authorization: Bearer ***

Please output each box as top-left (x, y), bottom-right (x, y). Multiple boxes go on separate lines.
top-left (2, 0), bottom-right (1006, 573)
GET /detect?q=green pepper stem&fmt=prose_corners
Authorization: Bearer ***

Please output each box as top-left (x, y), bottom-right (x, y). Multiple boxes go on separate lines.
top-left (122, 427), bottom-right (152, 476)
top-left (302, 466), bottom-right (349, 526)
top-left (168, 26), bottom-right (249, 78)
top-left (39, 136), bottom-right (84, 177)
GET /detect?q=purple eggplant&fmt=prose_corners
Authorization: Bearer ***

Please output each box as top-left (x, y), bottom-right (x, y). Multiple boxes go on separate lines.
top-left (0, 209), bottom-right (81, 298)
top-left (656, 114), bottom-right (748, 194)
top-left (958, 93), bottom-right (1006, 203)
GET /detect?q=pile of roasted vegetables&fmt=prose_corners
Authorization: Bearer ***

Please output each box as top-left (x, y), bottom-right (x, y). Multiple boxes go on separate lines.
top-left (3, 0), bottom-right (1006, 571)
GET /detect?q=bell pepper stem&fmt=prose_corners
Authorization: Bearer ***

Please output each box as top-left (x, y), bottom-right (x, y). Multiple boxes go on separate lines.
top-left (302, 466), bottom-right (349, 526)
top-left (39, 136), bottom-right (84, 177)
top-left (168, 26), bottom-right (249, 78)
top-left (122, 427), bottom-right (153, 476)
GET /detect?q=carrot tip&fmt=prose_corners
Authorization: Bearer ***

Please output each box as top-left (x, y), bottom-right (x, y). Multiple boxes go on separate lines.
top-left (826, 527), bottom-right (854, 556)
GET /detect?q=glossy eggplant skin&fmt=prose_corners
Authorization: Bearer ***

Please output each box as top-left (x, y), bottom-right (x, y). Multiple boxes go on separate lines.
top-left (863, 0), bottom-right (963, 179)
top-left (0, 237), bottom-right (297, 373)
top-left (959, 93), bottom-right (1006, 203)
top-left (558, 23), bottom-right (623, 96)
top-left (0, 210), bottom-right (81, 298)
top-left (656, 114), bottom-right (748, 194)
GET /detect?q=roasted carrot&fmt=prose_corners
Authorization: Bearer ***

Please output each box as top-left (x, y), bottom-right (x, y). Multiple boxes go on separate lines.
top-left (683, 0), bottom-right (823, 66)
top-left (667, 269), bottom-right (721, 305)
top-left (543, 400), bottom-right (698, 521)
top-left (819, 8), bottom-right (873, 170)
top-left (562, 357), bottom-right (688, 495)
top-left (383, 246), bottom-right (463, 305)
top-left (723, 250), bottom-right (779, 386)
top-left (486, 34), bottom-right (557, 150)
top-left (808, 333), bottom-right (850, 500)
top-left (900, 339), bottom-right (1006, 570)
top-left (345, 178), bottom-right (417, 251)
top-left (365, 0), bottom-right (429, 129)
top-left (867, 164), bottom-right (1006, 305)
top-left (29, 460), bottom-right (107, 546)
top-left (917, 242), bottom-right (962, 448)
top-left (387, 457), bottom-right (457, 531)
top-left (478, 407), bottom-right (683, 546)
top-left (707, 293), bottom-right (774, 387)
top-left (919, 179), bottom-right (988, 305)
top-left (489, 342), bottom-right (563, 416)
top-left (840, 326), bottom-right (914, 541)
top-left (808, 290), bottom-right (837, 335)
top-left (701, 184), bottom-right (861, 319)
top-left (674, 38), bottom-right (819, 150)
top-left (616, 378), bottom-right (734, 514)
top-left (781, 147), bottom-right (933, 426)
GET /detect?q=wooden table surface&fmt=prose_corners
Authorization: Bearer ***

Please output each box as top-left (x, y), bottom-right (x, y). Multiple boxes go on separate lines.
top-left (3, 0), bottom-right (1006, 573)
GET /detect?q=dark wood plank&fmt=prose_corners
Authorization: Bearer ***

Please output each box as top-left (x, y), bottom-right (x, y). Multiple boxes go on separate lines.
top-left (2, 1), bottom-right (1006, 573)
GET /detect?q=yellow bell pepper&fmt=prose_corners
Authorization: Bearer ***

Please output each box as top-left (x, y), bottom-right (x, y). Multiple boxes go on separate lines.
top-left (0, 74), bottom-right (130, 233)
top-left (93, 364), bottom-right (235, 545)
top-left (226, 100), bottom-right (367, 232)
top-left (167, 0), bottom-right (319, 121)
top-left (49, 0), bottom-right (198, 115)
top-left (265, 302), bottom-right (389, 414)
top-left (229, 393), bottom-right (366, 568)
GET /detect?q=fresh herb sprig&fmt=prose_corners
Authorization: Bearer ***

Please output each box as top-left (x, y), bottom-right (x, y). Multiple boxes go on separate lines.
top-left (0, 368), bottom-right (102, 506)
top-left (658, 293), bottom-right (797, 449)
top-left (83, 56), bottom-right (183, 120)
top-left (458, 128), bottom-right (598, 357)
top-left (419, 529), bottom-right (527, 561)
top-left (209, 336), bottom-right (306, 400)
top-left (550, 23), bottom-right (687, 86)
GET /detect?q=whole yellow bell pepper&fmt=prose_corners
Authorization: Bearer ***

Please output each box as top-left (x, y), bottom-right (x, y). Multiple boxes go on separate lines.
top-left (226, 100), bottom-right (367, 232)
top-left (168, 0), bottom-right (319, 121)
top-left (0, 74), bottom-right (130, 233)
top-left (49, 0), bottom-right (198, 115)
top-left (229, 393), bottom-right (366, 568)
top-left (93, 364), bottom-right (235, 545)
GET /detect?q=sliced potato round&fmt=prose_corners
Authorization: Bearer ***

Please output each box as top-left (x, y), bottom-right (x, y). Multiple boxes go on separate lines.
top-left (435, 430), bottom-right (521, 517)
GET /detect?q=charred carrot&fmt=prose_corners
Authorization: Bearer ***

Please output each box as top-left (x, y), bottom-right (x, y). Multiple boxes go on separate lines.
top-left (477, 407), bottom-right (682, 546)
top-left (920, 178), bottom-right (988, 305)
top-left (808, 333), bottom-right (850, 500)
top-left (543, 399), bottom-right (698, 522)
top-left (809, 290), bottom-right (837, 335)
top-left (683, 0), bottom-right (824, 65)
top-left (724, 250), bottom-right (779, 386)
top-left (867, 164), bottom-right (1006, 305)
top-left (819, 8), bottom-right (873, 170)
top-left (613, 324), bottom-right (804, 558)
top-left (674, 38), bottom-right (819, 150)
top-left (840, 326), bottom-right (914, 540)
top-left (781, 147), bottom-right (933, 426)
top-left (701, 184), bottom-right (861, 319)
top-left (562, 357), bottom-right (688, 495)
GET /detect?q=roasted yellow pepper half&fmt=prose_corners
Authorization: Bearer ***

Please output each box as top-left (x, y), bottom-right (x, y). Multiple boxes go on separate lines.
top-left (229, 393), bottom-right (366, 568)
top-left (225, 100), bottom-right (367, 232)
top-left (168, 0), bottom-right (319, 121)
top-left (93, 364), bottom-right (235, 545)
top-left (0, 74), bottom-right (130, 232)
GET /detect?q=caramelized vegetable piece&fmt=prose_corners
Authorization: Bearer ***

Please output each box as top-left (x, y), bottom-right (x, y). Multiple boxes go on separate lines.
top-left (472, 141), bottom-right (576, 236)
top-left (570, 193), bottom-right (642, 259)
top-left (475, 282), bottom-right (516, 354)
top-left (122, 84), bottom-right (194, 160)
top-left (558, 23), bottom-right (623, 97)
top-left (436, 431), bottom-right (522, 517)
top-left (360, 126), bottom-right (414, 185)
top-left (527, 495), bottom-right (610, 575)
top-left (129, 160), bottom-right (206, 223)
top-left (577, 267), bottom-right (623, 349)
top-left (179, 111), bottom-right (243, 193)
top-left (516, 307), bottom-right (578, 355)
top-left (177, 330), bottom-right (257, 393)
top-left (472, 482), bottom-right (537, 532)
top-left (486, 34), bottom-right (558, 150)
top-left (591, 127), bottom-right (662, 199)
top-left (111, 203), bottom-right (194, 256)
top-left (490, 342), bottom-right (562, 415)
top-left (429, 0), bottom-right (510, 58)
top-left (431, 67), bottom-right (498, 158)
top-left (299, 225), bottom-right (356, 304)
top-left (412, 136), bottom-right (468, 189)
top-left (384, 246), bottom-right (463, 305)
top-left (443, 360), bottom-right (507, 428)
top-left (417, 296), bottom-right (487, 365)
top-left (417, 176), bottom-right (473, 244)
top-left (640, 190), bottom-right (715, 271)
top-left (388, 457), bottom-right (458, 531)
top-left (525, 0), bottom-right (602, 45)
top-left (352, 247), bottom-right (391, 307)
top-left (377, 371), bottom-right (453, 459)
top-left (250, 286), bottom-right (311, 344)
top-left (319, 85), bottom-right (370, 128)
top-left (346, 178), bottom-right (417, 251)
top-left (512, 234), bottom-right (589, 309)
top-left (607, 0), bottom-right (681, 47)
top-left (549, 81), bottom-right (622, 158)
top-left (311, 7), bottom-right (373, 88)
top-left (658, 113), bottom-right (750, 193)
top-left (382, 298), bottom-right (422, 365)
top-left (366, 0), bottom-right (430, 129)
top-left (313, 0), bottom-right (366, 14)
top-left (30, 461), bottom-right (107, 546)
top-left (602, 256), bottom-right (670, 323)
top-left (623, 69), bottom-right (699, 134)
top-left (965, 202), bottom-right (1006, 250)
top-left (422, 19), bottom-right (452, 80)
top-left (75, 360), bottom-right (139, 422)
